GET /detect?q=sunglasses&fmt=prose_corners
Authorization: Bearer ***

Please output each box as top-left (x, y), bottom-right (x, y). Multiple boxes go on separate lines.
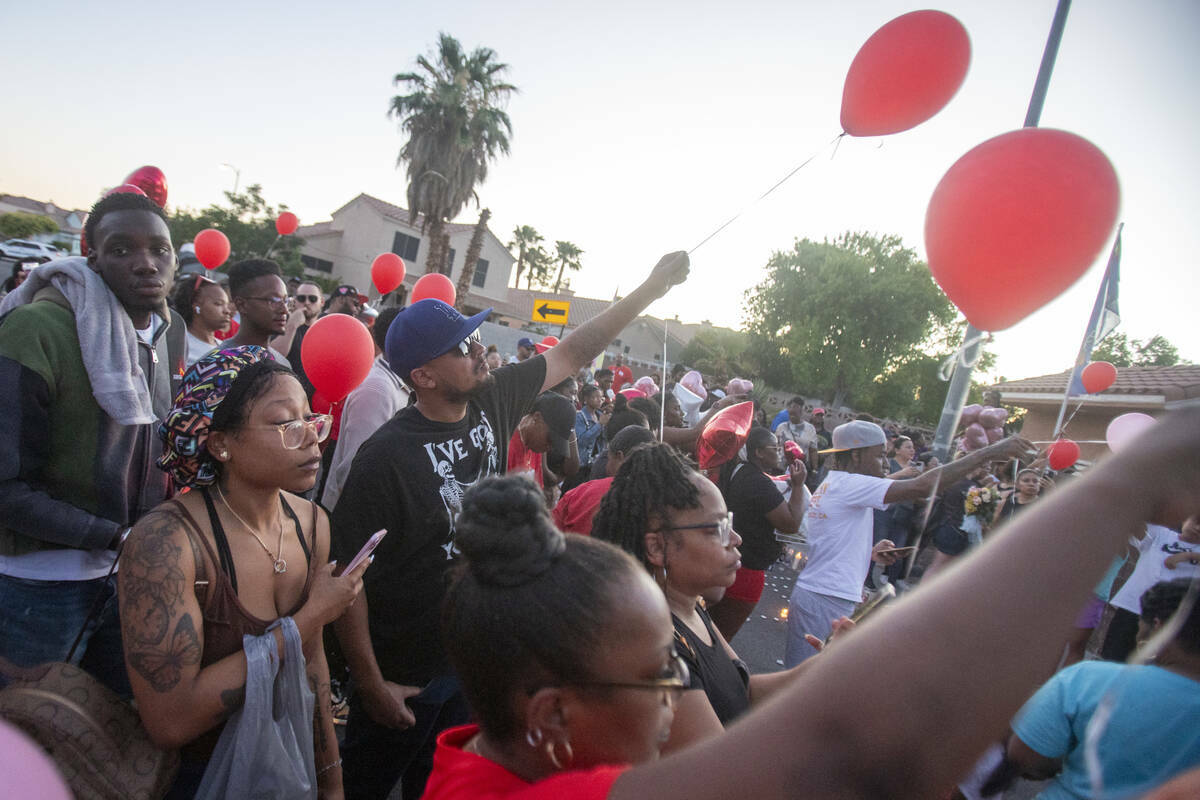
top-left (562, 653), bottom-right (691, 707)
top-left (450, 329), bottom-right (482, 357)
top-left (296, 294), bottom-right (320, 304)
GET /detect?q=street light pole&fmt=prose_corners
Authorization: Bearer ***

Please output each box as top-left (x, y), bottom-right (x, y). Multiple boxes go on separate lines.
top-left (930, 0), bottom-right (1073, 461)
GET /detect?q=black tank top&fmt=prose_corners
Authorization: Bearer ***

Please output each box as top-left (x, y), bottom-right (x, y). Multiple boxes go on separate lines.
top-left (673, 605), bottom-right (750, 726)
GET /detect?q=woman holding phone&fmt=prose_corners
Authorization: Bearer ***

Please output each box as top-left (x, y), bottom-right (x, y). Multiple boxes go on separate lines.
top-left (121, 346), bottom-right (368, 798)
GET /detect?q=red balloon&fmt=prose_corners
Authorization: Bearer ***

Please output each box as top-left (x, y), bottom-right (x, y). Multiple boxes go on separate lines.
top-left (541, 335), bottom-right (559, 346)
top-left (104, 183), bottom-right (147, 198)
top-left (301, 313), bottom-right (374, 402)
top-left (841, 10), bottom-right (970, 137)
top-left (79, 214), bottom-right (89, 256)
top-left (193, 228), bottom-right (231, 270)
top-left (276, 212), bottom-right (299, 236)
top-left (121, 166), bottom-right (168, 207)
top-left (311, 390), bottom-right (332, 414)
top-left (696, 401), bottom-right (755, 471)
top-left (926, 128), bottom-right (1120, 331)
top-left (1047, 438), bottom-right (1080, 471)
top-left (411, 273), bottom-right (456, 305)
top-left (214, 318), bottom-right (238, 341)
top-left (1080, 361), bottom-right (1117, 394)
top-left (371, 253), bottom-right (407, 294)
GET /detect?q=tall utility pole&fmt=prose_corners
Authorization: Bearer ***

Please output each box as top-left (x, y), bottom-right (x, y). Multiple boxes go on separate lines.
top-left (931, 0), bottom-right (1073, 460)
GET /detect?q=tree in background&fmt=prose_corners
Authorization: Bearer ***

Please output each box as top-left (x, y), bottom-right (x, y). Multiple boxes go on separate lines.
top-left (508, 224), bottom-right (542, 289)
top-left (523, 245), bottom-right (553, 290)
top-left (677, 328), bottom-right (756, 384)
top-left (167, 184), bottom-right (306, 276)
top-left (743, 232), bottom-right (970, 415)
top-left (390, 33), bottom-right (515, 276)
top-left (0, 212), bottom-right (59, 240)
top-left (1092, 332), bottom-right (1187, 367)
top-left (551, 240), bottom-right (583, 294)
top-left (455, 208), bottom-right (490, 308)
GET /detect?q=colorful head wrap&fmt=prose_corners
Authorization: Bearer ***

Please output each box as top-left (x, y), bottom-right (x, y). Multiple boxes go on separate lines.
top-left (157, 346), bottom-right (273, 488)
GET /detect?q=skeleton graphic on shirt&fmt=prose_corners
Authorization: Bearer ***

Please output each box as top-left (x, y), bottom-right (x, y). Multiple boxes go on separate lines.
top-left (425, 410), bottom-right (499, 559)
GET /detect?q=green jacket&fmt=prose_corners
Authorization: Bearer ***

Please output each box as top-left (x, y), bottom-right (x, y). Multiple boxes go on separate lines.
top-left (0, 286), bottom-right (185, 556)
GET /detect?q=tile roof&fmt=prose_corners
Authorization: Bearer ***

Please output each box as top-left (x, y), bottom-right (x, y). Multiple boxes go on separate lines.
top-left (992, 365), bottom-right (1200, 402)
top-left (0, 195), bottom-right (87, 232)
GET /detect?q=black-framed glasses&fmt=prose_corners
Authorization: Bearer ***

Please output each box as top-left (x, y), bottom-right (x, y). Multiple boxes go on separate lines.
top-left (562, 653), bottom-right (690, 705)
top-left (296, 294), bottom-right (320, 304)
top-left (244, 295), bottom-right (288, 309)
top-left (449, 328), bottom-right (482, 357)
top-left (657, 512), bottom-right (735, 547)
top-left (240, 413), bottom-right (333, 449)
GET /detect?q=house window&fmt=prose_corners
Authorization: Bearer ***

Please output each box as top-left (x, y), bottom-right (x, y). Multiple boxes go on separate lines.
top-left (472, 259), bottom-right (489, 288)
top-left (392, 232), bottom-right (420, 262)
top-left (447, 248), bottom-right (456, 271)
top-left (301, 254), bottom-right (333, 273)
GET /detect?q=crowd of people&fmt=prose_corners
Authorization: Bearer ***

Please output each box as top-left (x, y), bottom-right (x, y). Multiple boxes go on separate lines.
top-left (0, 189), bottom-right (1197, 799)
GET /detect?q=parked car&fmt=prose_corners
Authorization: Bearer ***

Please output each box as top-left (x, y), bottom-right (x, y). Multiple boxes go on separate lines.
top-left (0, 240), bottom-right (62, 261)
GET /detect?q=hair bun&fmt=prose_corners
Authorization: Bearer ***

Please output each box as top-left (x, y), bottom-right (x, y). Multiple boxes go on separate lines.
top-left (455, 476), bottom-right (565, 587)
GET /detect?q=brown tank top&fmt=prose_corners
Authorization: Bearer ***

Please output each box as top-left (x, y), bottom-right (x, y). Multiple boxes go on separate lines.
top-left (164, 489), bottom-right (318, 759)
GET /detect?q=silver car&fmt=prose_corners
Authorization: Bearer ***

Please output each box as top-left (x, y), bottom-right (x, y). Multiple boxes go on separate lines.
top-left (0, 239), bottom-right (62, 261)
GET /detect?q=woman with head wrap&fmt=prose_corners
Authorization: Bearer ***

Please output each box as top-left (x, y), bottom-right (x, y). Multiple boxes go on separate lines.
top-left (119, 346), bottom-right (369, 797)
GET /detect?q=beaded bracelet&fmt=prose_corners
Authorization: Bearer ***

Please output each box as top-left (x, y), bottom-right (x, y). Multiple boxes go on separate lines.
top-left (317, 758), bottom-right (343, 776)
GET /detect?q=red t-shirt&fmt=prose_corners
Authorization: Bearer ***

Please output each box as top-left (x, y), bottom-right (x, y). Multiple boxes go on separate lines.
top-left (552, 477), bottom-right (614, 536)
top-left (507, 430), bottom-right (543, 488)
top-left (424, 725), bottom-right (627, 800)
top-left (611, 365), bottom-right (634, 394)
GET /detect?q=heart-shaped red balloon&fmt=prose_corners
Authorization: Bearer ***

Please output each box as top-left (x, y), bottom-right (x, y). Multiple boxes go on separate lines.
top-left (104, 183), bottom-right (147, 198)
top-left (925, 129), bottom-right (1120, 331)
top-left (696, 401), bottom-right (754, 471)
top-left (121, 166), bottom-right (168, 208)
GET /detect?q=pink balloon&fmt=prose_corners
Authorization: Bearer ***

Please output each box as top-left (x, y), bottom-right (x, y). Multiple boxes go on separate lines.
top-left (634, 376), bottom-right (660, 397)
top-left (985, 426), bottom-right (1003, 444)
top-left (1105, 412), bottom-right (1156, 454)
top-left (726, 378), bottom-right (754, 396)
top-left (979, 406), bottom-right (1007, 428)
top-left (0, 720), bottom-right (73, 800)
top-left (962, 422), bottom-right (988, 451)
top-left (961, 403), bottom-right (982, 426)
top-left (680, 370), bottom-right (707, 400)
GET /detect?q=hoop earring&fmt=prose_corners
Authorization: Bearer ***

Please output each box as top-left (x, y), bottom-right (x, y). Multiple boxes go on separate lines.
top-left (525, 727), bottom-right (544, 748)
top-left (545, 738), bottom-right (574, 771)
top-left (194, 307), bottom-right (201, 313)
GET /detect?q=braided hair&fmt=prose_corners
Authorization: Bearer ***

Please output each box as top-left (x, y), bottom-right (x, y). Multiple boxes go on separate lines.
top-left (1140, 578), bottom-right (1200, 654)
top-left (443, 475), bottom-right (643, 741)
top-left (591, 442), bottom-right (702, 568)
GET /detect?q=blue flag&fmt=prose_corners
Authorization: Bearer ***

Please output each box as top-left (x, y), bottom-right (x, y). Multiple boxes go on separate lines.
top-left (1067, 224), bottom-right (1122, 396)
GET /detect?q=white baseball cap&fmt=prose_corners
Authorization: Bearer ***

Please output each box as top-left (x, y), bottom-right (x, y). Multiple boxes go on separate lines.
top-left (819, 420), bottom-right (886, 454)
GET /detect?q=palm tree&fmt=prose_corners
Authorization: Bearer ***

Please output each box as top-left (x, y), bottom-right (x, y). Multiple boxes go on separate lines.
top-left (455, 208), bottom-right (490, 309)
top-left (508, 225), bottom-right (542, 289)
top-left (525, 245), bottom-right (552, 290)
top-left (551, 240), bottom-right (583, 294)
top-left (389, 33), bottom-right (516, 275)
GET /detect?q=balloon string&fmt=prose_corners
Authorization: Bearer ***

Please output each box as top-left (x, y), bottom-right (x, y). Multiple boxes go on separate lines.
top-left (937, 331), bottom-right (990, 381)
top-left (264, 233), bottom-right (281, 259)
top-left (687, 132), bottom-right (847, 255)
top-left (1054, 398), bottom-right (1088, 438)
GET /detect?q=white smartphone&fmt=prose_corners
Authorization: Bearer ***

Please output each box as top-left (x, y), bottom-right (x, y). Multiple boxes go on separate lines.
top-left (342, 529), bottom-right (386, 575)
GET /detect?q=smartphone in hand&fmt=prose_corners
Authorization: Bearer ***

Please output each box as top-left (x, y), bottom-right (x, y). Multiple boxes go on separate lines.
top-left (340, 529), bottom-right (386, 576)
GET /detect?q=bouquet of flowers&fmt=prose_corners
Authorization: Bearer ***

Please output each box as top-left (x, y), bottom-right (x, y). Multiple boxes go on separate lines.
top-left (961, 484), bottom-right (1001, 546)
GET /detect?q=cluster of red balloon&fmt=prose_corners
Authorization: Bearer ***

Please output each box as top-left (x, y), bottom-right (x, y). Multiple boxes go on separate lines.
top-left (1043, 360), bottom-right (1119, 470)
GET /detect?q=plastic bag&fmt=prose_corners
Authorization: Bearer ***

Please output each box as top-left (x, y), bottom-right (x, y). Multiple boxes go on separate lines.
top-left (195, 617), bottom-right (316, 799)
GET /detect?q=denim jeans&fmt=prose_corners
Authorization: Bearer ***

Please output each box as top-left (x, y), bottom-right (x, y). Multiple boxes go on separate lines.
top-left (0, 573), bottom-right (131, 698)
top-left (341, 675), bottom-right (469, 800)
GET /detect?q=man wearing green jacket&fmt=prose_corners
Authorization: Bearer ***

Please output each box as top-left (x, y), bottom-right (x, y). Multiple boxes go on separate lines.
top-left (0, 192), bottom-right (184, 695)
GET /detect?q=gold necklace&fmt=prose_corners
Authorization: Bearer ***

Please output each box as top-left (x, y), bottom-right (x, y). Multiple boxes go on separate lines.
top-left (215, 485), bottom-right (287, 574)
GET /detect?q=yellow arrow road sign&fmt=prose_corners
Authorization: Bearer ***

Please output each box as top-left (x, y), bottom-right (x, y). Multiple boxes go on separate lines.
top-left (531, 298), bottom-right (570, 325)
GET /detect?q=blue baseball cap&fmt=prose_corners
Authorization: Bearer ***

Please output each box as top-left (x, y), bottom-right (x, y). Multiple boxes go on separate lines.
top-left (385, 299), bottom-right (492, 383)
top-left (517, 337), bottom-right (536, 349)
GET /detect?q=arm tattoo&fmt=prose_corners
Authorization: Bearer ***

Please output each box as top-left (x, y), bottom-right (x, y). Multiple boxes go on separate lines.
top-left (215, 684), bottom-right (245, 721)
top-left (127, 614), bottom-right (202, 692)
top-left (309, 670), bottom-right (332, 757)
top-left (121, 513), bottom-right (187, 647)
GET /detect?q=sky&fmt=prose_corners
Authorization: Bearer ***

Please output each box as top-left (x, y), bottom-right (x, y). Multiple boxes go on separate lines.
top-left (3, 0), bottom-right (1196, 382)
